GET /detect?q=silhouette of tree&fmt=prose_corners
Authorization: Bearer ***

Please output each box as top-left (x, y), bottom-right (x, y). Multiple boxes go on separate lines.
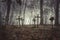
top-left (54, 0), bottom-right (60, 26)
top-left (23, 0), bottom-right (27, 25)
top-left (9, 2), bottom-right (15, 25)
top-left (5, 0), bottom-right (11, 25)
top-left (40, 0), bottom-right (43, 25)
top-left (0, 9), bottom-right (2, 27)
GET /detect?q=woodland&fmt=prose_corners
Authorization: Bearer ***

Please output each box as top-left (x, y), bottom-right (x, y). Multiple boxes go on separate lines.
top-left (0, 0), bottom-right (60, 40)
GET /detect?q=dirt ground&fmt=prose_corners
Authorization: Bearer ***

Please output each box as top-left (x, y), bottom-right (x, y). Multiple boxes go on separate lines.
top-left (0, 25), bottom-right (60, 40)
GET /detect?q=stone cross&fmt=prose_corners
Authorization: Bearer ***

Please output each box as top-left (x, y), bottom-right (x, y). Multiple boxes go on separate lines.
top-left (49, 17), bottom-right (54, 40)
top-left (16, 16), bottom-right (24, 27)
top-left (49, 17), bottom-right (54, 29)
top-left (33, 17), bottom-right (36, 27)
top-left (35, 14), bottom-right (40, 27)
top-left (16, 16), bottom-right (21, 27)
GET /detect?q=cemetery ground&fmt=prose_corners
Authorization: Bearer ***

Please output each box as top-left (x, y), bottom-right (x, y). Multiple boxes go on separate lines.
top-left (0, 25), bottom-right (60, 40)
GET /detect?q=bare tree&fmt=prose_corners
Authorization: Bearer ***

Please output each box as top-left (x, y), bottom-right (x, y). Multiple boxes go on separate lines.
top-left (54, 0), bottom-right (60, 26)
top-left (0, 9), bottom-right (2, 27)
top-left (5, 0), bottom-right (11, 25)
top-left (9, 1), bottom-right (15, 25)
top-left (40, 0), bottom-right (43, 25)
top-left (0, 0), bottom-right (7, 26)
top-left (23, 0), bottom-right (27, 25)
top-left (0, 3), bottom-right (2, 26)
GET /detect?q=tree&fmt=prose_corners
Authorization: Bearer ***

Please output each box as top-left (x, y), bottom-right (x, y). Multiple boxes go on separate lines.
top-left (54, 0), bottom-right (60, 26)
top-left (9, 2), bottom-right (15, 25)
top-left (40, 0), bottom-right (43, 25)
top-left (5, 0), bottom-right (11, 25)
top-left (23, 0), bottom-right (27, 25)
top-left (0, 10), bottom-right (2, 27)
top-left (0, 3), bottom-right (1, 26)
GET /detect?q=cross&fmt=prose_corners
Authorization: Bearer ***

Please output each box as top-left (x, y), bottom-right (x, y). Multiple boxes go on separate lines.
top-left (49, 17), bottom-right (54, 29)
top-left (16, 16), bottom-right (24, 27)
top-left (33, 17), bottom-right (36, 27)
top-left (34, 14), bottom-right (40, 27)
top-left (49, 17), bottom-right (54, 40)
top-left (16, 16), bottom-right (21, 27)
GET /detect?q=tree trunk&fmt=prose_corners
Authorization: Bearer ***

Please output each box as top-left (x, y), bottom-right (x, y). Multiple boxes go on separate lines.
top-left (55, 0), bottom-right (59, 26)
top-left (23, 0), bottom-right (27, 25)
top-left (40, 0), bottom-right (43, 25)
top-left (0, 12), bottom-right (2, 26)
top-left (9, 2), bottom-right (15, 25)
top-left (5, 0), bottom-right (11, 25)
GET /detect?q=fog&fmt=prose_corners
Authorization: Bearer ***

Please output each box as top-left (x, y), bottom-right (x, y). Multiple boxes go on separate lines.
top-left (0, 0), bottom-right (59, 25)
